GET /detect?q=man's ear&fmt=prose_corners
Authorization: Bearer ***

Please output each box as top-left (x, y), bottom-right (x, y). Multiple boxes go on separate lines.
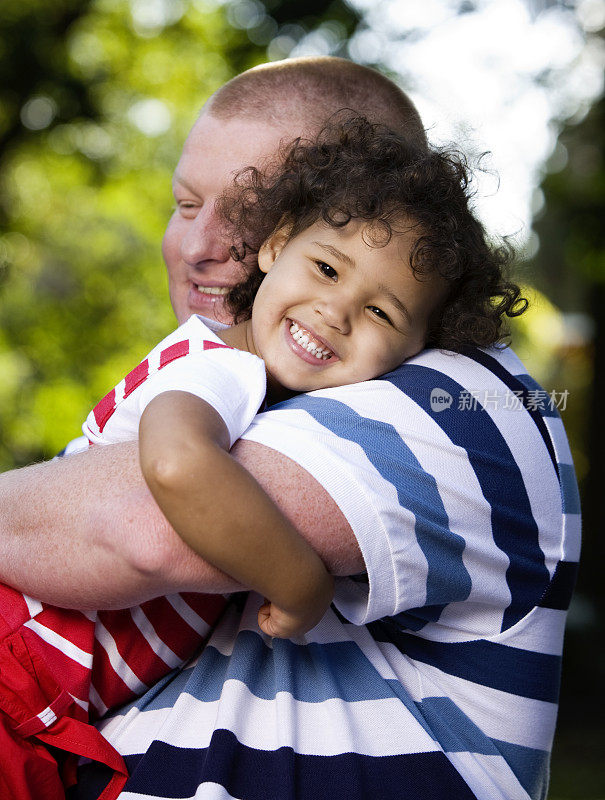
top-left (258, 222), bottom-right (293, 274)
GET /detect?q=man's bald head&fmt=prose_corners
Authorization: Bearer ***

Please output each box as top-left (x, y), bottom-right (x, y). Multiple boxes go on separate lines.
top-left (205, 56), bottom-right (427, 150)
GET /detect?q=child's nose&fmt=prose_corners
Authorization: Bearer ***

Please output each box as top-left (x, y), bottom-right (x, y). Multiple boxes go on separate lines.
top-left (314, 298), bottom-right (352, 335)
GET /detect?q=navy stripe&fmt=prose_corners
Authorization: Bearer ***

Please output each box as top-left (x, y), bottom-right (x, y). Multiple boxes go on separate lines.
top-left (121, 728), bottom-right (479, 800)
top-left (538, 560), bottom-right (579, 610)
top-left (274, 394), bottom-right (471, 618)
top-left (461, 348), bottom-right (560, 480)
top-left (377, 362), bottom-right (550, 631)
top-left (368, 621), bottom-right (561, 702)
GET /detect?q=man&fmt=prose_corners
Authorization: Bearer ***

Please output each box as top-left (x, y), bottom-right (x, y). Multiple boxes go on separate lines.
top-left (0, 58), bottom-right (579, 800)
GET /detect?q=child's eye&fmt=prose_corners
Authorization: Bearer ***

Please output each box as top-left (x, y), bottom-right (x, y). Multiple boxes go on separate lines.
top-left (368, 305), bottom-right (392, 324)
top-left (315, 261), bottom-right (338, 280)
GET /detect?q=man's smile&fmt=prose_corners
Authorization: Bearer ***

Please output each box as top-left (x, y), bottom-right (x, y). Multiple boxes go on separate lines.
top-left (195, 284), bottom-right (230, 296)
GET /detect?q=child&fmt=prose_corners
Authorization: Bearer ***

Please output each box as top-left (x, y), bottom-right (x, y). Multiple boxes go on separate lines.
top-left (0, 117), bottom-right (526, 800)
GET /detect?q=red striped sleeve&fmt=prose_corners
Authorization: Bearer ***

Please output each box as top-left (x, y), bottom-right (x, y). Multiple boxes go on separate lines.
top-left (203, 340), bottom-right (232, 351)
top-left (124, 358), bottom-right (150, 399)
top-left (92, 387), bottom-right (116, 433)
top-left (160, 339), bottom-right (190, 368)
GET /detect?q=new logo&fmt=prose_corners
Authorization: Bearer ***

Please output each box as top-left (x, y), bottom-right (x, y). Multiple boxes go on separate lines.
top-left (430, 388), bottom-right (453, 412)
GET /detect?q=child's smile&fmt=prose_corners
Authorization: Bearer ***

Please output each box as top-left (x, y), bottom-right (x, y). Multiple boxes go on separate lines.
top-left (285, 320), bottom-right (337, 363)
top-left (235, 218), bottom-right (449, 394)
top-left (219, 219), bottom-right (449, 396)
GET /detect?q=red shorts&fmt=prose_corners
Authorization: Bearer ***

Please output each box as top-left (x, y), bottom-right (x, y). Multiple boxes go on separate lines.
top-left (0, 598), bottom-right (127, 800)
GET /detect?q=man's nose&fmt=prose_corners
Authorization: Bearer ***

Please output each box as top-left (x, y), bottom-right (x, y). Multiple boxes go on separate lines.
top-left (180, 204), bottom-right (230, 267)
top-left (314, 297), bottom-right (352, 335)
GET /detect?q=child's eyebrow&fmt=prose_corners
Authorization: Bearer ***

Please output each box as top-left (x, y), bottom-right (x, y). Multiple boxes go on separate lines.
top-left (377, 283), bottom-right (411, 324)
top-left (312, 242), bottom-right (356, 268)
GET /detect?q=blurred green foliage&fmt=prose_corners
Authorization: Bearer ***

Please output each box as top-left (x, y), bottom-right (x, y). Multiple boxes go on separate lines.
top-left (0, 0), bottom-right (261, 467)
top-left (0, 0), bottom-right (361, 469)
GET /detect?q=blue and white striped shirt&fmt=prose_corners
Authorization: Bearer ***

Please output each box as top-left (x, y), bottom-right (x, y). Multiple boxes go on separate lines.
top-left (78, 345), bottom-right (579, 800)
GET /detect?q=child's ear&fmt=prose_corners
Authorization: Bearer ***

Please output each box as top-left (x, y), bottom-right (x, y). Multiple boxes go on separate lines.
top-left (258, 223), bottom-right (292, 274)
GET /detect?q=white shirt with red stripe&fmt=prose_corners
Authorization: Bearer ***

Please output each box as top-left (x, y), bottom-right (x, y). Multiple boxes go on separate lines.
top-left (5, 315), bottom-right (266, 721)
top-left (84, 314), bottom-right (266, 449)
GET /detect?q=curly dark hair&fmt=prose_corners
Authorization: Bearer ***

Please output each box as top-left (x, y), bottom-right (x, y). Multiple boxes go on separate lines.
top-left (217, 116), bottom-right (527, 351)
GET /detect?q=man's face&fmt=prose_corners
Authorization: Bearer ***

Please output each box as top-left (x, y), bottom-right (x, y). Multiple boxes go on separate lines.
top-left (163, 112), bottom-right (295, 325)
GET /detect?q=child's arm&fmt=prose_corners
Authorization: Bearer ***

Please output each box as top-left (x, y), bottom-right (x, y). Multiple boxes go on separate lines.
top-left (139, 390), bottom-right (334, 638)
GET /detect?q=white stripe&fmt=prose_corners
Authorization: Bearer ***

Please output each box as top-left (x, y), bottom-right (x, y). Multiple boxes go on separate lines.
top-left (107, 678), bottom-right (440, 758)
top-left (97, 705), bottom-right (169, 753)
top-left (562, 513), bottom-right (581, 562)
top-left (38, 705), bottom-right (57, 727)
top-left (130, 606), bottom-right (182, 668)
top-left (543, 415), bottom-right (573, 466)
top-left (374, 640), bottom-right (558, 751)
top-left (69, 693), bottom-right (90, 714)
top-left (88, 683), bottom-right (109, 718)
top-left (114, 376), bottom-right (126, 404)
top-left (24, 618), bottom-right (93, 668)
top-left (119, 785), bottom-right (242, 800)
top-left (447, 751), bottom-right (531, 800)
top-left (166, 594), bottom-right (213, 637)
top-left (494, 605), bottom-right (567, 656)
top-left (22, 594), bottom-right (43, 618)
top-left (94, 619), bottom-right (148, 695)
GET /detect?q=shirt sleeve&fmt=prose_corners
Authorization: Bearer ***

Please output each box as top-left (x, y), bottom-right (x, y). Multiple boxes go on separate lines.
top-left (137, 347), bottom-right (266, 448)
top-left (240, 347), bottom-right (564, 634)
top-left (83, 316), bottom-right (266, 449)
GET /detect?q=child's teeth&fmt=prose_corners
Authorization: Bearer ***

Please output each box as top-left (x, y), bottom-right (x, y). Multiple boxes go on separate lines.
top-left (290, 322), bottom-right (333, 360)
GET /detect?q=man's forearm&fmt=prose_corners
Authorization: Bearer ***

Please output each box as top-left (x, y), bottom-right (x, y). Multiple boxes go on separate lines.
top-left (0, 442), bottom-right (242, 609)
top-left (0, 440), bottom-right (363, 609)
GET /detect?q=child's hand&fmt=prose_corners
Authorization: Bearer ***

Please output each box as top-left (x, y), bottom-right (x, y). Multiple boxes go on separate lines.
top-left (257, 573), bottom-right (334, 639)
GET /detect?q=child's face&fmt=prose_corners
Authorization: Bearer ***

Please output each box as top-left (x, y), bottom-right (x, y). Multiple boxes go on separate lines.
top-left (250, 219), bottom-right (447, 392)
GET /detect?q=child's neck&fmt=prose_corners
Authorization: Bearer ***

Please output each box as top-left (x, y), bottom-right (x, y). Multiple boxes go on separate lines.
top-left (217, 320), bottom-right (295, 406)
top-left (217, 319), bottom-right (257, 357)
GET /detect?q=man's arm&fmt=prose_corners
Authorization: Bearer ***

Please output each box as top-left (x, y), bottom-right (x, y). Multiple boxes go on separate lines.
top-left (0, 439), bottom-right (362, 609)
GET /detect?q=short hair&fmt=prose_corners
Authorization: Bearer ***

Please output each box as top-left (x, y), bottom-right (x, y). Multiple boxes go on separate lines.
top-left (218, 117), bottom-right (527, 352)
top-left (206, 56), bottom-right (427, 151)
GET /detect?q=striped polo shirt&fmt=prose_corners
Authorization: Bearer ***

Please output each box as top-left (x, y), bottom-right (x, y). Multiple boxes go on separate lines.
top-left (79, 344), bottom-right (579, 800)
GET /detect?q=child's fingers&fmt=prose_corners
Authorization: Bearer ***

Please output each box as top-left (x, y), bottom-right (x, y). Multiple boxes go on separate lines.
top-left (257, 604), bottom-right (303, 639)
top-left (257, 606), bottom-right (283, 638)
